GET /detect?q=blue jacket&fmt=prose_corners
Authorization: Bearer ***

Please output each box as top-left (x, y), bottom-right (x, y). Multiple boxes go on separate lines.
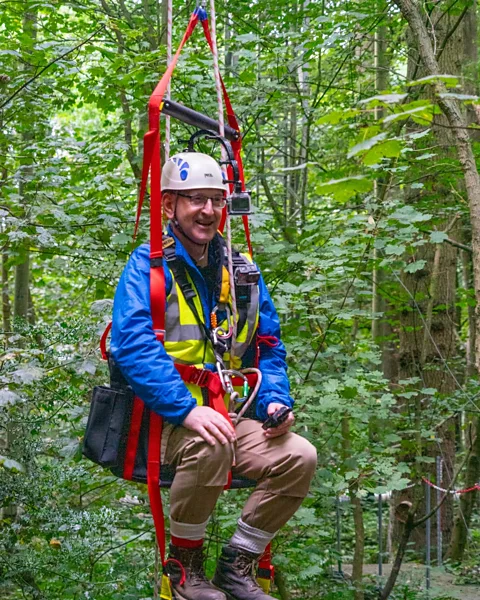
top-left (111, 231), bottom-right (293, 425)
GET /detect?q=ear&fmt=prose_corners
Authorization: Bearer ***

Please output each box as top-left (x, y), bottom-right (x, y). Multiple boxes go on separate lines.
top-left (163, 192), bottom-right (176, 220)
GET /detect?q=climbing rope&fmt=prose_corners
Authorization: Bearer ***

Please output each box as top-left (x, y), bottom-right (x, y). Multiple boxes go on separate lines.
top-left (208, 0), bottom-right (239, 372)
top-left (153, 539), bottom-right (160, 599)
top-left (165, 0), bottom-right (173, 160)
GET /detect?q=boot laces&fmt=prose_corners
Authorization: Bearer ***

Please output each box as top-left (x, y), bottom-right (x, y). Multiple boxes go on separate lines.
top-left (236, 553), bottom-right (257, 582)
top-left (187, 548), bottom-right (209, 584)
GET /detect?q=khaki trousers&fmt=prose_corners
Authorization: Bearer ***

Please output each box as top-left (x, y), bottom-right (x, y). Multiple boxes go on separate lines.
top-left (162, 418), bottom-right (317, 533)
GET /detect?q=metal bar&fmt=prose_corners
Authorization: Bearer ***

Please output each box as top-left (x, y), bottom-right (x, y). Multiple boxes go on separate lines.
top-left (426, 482), bottom-right (431, 595)
top-left (162, 99), bottom-right (240, 141)
top-left (336, 497), bottom-right (342, 574)
top-left (378, 493), bottom-right (383, 577)
top-left (436, 456), bottom-right (443, 566)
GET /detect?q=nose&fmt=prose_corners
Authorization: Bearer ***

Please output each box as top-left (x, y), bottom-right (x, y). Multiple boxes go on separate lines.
top-left (200, 198), bottom-right (215, 215)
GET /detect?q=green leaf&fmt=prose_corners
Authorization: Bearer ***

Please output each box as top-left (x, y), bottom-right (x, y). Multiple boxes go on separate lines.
top-left (390, 206), bottom-right (432, 224)
top-left (439, 93), bottom-right (479, 101)
top-left (12, 366), bottom-right (44, 384)
top-left (430, 231), bottom-right (448, 243)
top-left (0, 455), bottom-right (25, 473)
top-left (416, 152), bottom-right (436, 160)
top-left (358, 93), bottom-right (407, 105)
top-left (0, 390), bottom-right (20, 406)
top-left (362, 139), bottom-right (403, 165)
top-left (407, 74), bottom-right (459, 87)
top-left (384, 105), bottom-right (435, 124)
top-left (347, 133), bottom-right (387, 158)
top-left (317, 108), bottom-right (361, 125)
top-left (111, 233), bottom-right (130, 246)
top-left (287, 253), bottom-right (305, 263)
top-left (317, 176), bottom-right (373, 202)
top-left (404, 260), bottom-right (427, 273)
top-left (278, 282), bottom-right (299, 294)
top-left (384, 243), bottom-right (405, 256)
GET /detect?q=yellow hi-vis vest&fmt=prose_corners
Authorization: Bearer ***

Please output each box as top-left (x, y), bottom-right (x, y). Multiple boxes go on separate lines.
top-left (164, 253), bottom-right (259, 407)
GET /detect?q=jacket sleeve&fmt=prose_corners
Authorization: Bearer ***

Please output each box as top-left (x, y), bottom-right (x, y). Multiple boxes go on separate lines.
top-left (254, 273), bottom-right (294, 420)
top-left (110, 245), bottom-right (197, 425)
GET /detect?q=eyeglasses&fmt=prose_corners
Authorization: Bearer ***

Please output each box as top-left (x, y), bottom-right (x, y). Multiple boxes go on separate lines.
top-left (177, 192), bottom-right (226, 209)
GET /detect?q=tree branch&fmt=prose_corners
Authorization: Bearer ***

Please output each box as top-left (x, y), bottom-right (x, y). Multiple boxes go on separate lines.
top-left (0, 26), bottom-right (105, 110)
top-left (259, 174), bottom-right (296, 245)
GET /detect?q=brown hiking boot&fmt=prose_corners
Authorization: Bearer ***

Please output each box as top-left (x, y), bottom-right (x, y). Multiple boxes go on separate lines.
top-left (212, 545), bottom-right (275, 600)
top-left (167, 544), bottom-right (227, 600)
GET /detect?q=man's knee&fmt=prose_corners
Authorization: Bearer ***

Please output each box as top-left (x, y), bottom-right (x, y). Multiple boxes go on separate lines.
top-left (182, 434), bottom-right (234, 487)
top-left (268, 434), bottom-right (317, 495)
top-left (285, 435), bottom-right (317, 478)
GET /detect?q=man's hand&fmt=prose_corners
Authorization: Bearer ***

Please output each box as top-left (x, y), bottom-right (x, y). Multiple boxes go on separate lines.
top-left (182, 406), bottom-right (236, 446)
top-left (264, 402), bottom-right (295, 438)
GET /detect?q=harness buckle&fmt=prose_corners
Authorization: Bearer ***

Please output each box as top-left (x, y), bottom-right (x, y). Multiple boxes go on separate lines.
top-left (189, 368), bottom-right (210, 387)
top-left (154, 329), bottom-right (165, 342)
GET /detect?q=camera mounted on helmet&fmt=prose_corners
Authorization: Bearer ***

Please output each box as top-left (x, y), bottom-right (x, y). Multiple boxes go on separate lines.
top-left (186, 130), bottom-right (252, 216)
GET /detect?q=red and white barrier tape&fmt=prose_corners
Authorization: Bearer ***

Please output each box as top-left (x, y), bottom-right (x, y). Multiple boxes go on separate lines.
top-left (422, 477), bottom-right (480, 496)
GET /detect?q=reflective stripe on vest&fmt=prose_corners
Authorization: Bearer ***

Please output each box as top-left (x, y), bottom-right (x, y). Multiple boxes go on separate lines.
top-left (163, 253), bottom-right (259, 406)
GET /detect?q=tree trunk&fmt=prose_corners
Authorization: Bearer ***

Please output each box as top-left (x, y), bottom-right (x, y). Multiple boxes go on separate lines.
top-left (393, 0), bottom-right (480, 378)
top-left (391, 0), bottom-right (477, 555)
top-left (448, 417), bottom-right (480, 561)
top-left (2, 249), bottom-right (11, 333)
top-left (14, 256), bottom-right (30, 320)
top-left (14, 10), bottom-right (37, 323)
top-left (372, 0), bottom-right (397, 382)
top-left (297, 0), bottom-right (310, 228)
top-left (342, 415), bottom-right (364, 599)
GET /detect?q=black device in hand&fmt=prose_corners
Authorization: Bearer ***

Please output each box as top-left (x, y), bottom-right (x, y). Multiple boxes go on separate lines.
top-left (262, 406), bottom-right (292, 430)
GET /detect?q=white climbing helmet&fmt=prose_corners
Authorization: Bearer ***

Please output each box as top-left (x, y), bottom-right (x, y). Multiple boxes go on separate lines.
top-left (161, 152), bottom-right (228, 192)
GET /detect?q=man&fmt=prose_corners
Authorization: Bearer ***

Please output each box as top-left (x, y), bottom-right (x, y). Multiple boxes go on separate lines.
top-left (111, 151), bottom-right (317, 600)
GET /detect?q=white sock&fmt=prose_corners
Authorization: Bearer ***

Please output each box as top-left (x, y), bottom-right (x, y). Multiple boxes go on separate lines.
top-left (170, 517), bottom-right (209, 541)
top-left (229, 518), bottom-right (276, 556)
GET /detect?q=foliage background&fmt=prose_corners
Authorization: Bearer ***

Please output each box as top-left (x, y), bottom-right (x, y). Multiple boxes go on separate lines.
top-left (1, 1), bottom-right (480, 598)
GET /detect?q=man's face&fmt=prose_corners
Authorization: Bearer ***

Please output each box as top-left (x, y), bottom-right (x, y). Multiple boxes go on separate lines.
top-left (163, 188), bottom-right (224, 245)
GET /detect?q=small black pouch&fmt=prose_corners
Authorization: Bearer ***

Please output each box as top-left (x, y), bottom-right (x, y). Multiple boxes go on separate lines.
top-left (83, 384), bottom-right (133, 468)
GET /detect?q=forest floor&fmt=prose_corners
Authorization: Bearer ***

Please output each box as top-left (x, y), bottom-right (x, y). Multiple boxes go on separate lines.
top-left (343, 563), bottom-right (480, 599)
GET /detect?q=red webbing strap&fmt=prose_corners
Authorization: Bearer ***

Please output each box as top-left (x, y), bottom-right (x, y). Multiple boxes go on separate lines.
top-left (144, 12), bottom-right (200, 568)
top-left (133, 11), bottom-right (200, 247)
top-left (133, 128), bottom-right (159, 242)
top-left (258, 542), bottom-right (274, 580)
top-left (123, 395), bottom-right (145, 480)
top-left (174, 364), bottom-right (257, 399)
top-left (150, 265), bottom-right (166, 344)
top-left (174, 363), bottom-right (235, 489)
top-left (100, 321), bottom-right (112, 360)
top-left (147, 410), bottom-right (165, 562)
top-left (200, 19), bottom-right (253, 257)
top-left (206, 379), bottom-right (235, 491)
top-left (254, 334), bottom-right (279, 368)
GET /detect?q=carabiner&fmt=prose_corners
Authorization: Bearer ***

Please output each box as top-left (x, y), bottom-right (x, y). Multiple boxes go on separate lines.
top-left (222, 370), bottom-right (250, 405)
top-left (216, 360), bottom-right (234, 394)
top-left (212, 305), bottom-right (233, 340)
